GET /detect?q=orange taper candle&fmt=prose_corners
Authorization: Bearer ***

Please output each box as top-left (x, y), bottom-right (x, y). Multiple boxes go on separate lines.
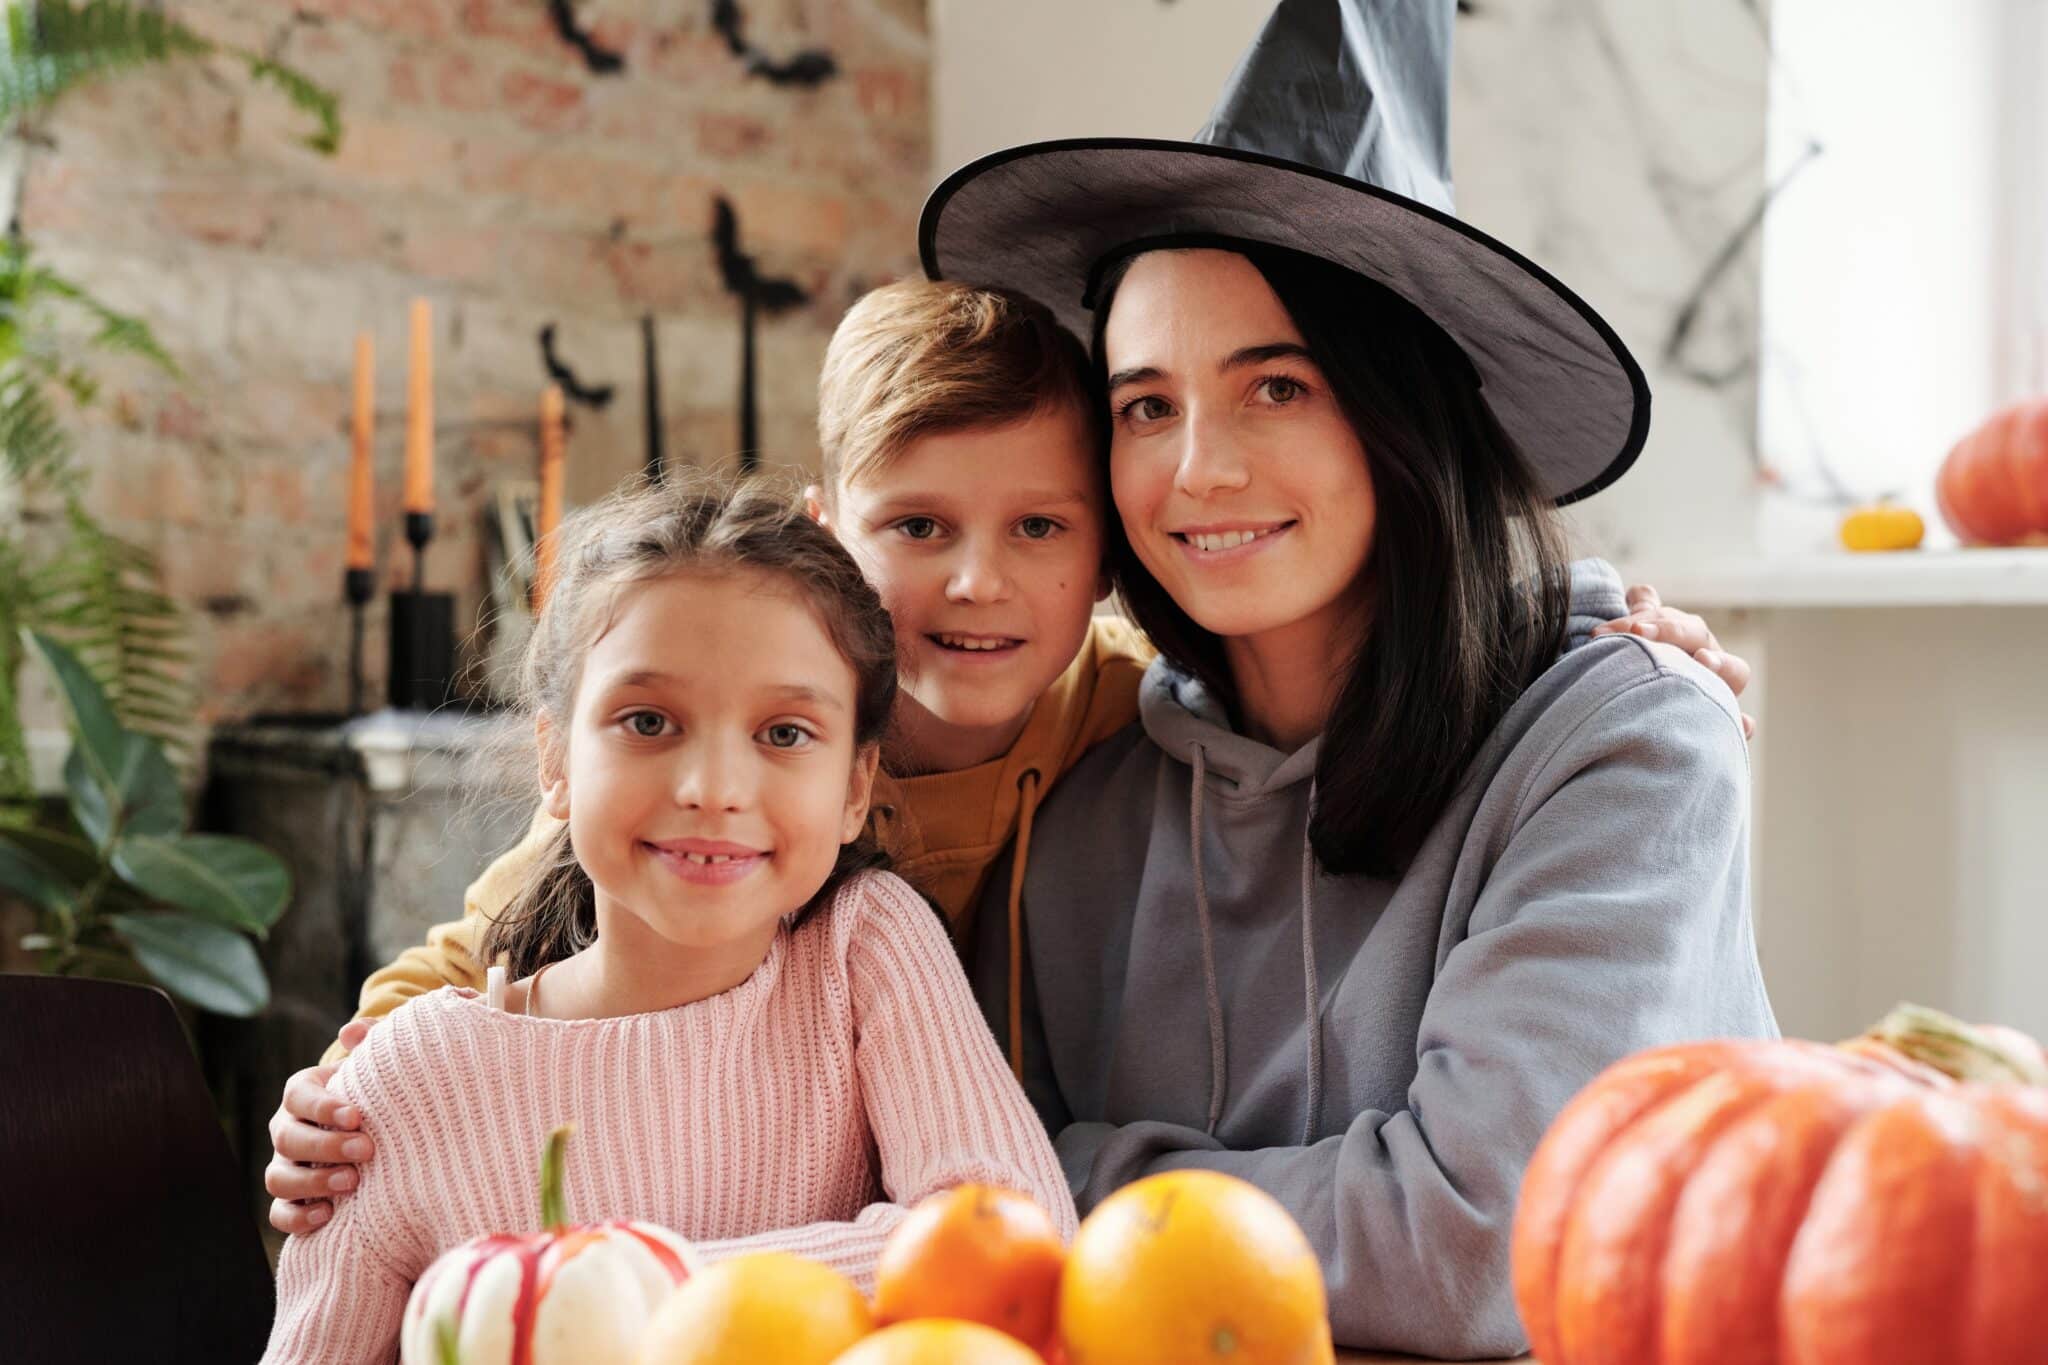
top-left (346, 333), bottom-right (376, 571)
top-left (403, 298), bottom-right (434, 515)
top-left (534, 384), bottom-right (566, 610)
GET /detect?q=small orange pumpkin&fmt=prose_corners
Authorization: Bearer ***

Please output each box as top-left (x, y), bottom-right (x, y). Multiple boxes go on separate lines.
top-left (1511, 1005), bottom-right (2048, 1365)
top-left (1936, 396), bottom-right (2048, 545)
top-left (1838, 503), bottom-right (1924, 552)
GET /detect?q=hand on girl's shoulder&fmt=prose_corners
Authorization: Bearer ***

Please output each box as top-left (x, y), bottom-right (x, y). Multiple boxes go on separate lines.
top-left (324, 987), bottom-right (471, 1089)
top-left (1553, 626), bottom-right (1747, 734)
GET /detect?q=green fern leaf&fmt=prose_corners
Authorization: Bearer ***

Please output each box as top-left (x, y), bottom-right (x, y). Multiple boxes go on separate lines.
top-left (0, 2), bottom-right (340, 156)
top-left (238, 54), bottom-right (341, 155)
top-left (0, 535), bottom-right (34, 803)
top-left (0, 0), bottom-right (208, 117)
top-left (0, 376), bottom-right (76, 493)
top-left (27, 504), bottom-right (194, 756)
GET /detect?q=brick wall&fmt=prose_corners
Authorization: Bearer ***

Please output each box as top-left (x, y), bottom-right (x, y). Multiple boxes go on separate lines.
top-left (13, 0), bottom-right (929, 721)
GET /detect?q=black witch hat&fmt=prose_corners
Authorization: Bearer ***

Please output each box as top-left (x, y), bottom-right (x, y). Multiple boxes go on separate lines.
top-left (918, 0), bottom-right (1649, 506)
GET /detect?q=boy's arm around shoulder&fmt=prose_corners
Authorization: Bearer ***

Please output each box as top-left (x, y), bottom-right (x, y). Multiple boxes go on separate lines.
top-left (319, 804), bottom-right (557, 1064)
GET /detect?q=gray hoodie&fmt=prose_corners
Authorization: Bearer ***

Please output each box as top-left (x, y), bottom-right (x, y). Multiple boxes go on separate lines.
top-left (970, 560), bottom-right (1776, 1358)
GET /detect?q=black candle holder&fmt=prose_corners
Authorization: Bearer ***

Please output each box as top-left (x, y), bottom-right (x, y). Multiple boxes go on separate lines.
top-left (344, 566), bottom-right (374, 716)
top-left (387, 512), bottom-right (456, 711)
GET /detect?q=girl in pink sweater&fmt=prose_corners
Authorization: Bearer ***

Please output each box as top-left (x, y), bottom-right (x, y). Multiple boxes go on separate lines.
top-left (264, 480), bottom-right (1075, 1364)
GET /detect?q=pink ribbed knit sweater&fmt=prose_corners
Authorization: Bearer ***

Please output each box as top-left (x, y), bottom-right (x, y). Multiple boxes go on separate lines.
top-left (263, 870), bottom-right (1076, 1365)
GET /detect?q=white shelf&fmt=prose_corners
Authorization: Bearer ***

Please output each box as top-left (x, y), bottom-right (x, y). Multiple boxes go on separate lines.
top-left (1656, 548), bottom-right (2048, 609)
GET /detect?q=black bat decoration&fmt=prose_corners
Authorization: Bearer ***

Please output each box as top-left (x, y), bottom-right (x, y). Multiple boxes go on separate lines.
top-left (538, 323), bottom-right (618, 407)
top-left (712, 197), bottom-right (811, 471)
top-left (711, 199), bottom-right (811, 312)
top-left (545, 0), bottom-right (626, 73)
top-left (710, 0), bottom-right (838, 88)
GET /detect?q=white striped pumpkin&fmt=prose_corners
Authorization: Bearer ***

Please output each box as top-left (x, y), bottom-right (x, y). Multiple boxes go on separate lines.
top-left (399, 1125), bottom-right (699, 1365)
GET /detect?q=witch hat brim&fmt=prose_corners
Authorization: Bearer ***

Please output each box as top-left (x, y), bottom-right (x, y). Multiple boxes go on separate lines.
top-left (917, 137), bottom-right (1649, 507)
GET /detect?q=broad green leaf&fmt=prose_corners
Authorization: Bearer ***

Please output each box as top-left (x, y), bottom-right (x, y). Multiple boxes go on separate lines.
top-left (0, 832), bottom-right (79, 912)
top-left (64, 731), bottom-right (182, 847)
top-left (25, 628), bottom-right (124, 796)
top-left (0, 823), bottom-right (98, 883)
top-left (108, 912), bottom-right (269, 1016)
top-left (113, 833), bottom-right (289, 933)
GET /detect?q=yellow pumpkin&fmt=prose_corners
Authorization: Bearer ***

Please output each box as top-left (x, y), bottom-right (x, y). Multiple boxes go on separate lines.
top-left (1838, 504), bottom-right (1924, 552)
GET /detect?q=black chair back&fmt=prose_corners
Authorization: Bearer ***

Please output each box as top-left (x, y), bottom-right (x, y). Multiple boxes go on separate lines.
top-left (0, 974), bottom-right (273, 1364)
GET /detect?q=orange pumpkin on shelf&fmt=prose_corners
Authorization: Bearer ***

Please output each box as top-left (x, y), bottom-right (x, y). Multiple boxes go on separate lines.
top-left (1511, 1005), bottom-right (2048, 1365)
top-left (1936, 396), bottom-right (2048, 545)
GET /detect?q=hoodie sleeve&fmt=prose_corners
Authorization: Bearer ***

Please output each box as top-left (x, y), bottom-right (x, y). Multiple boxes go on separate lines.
top-left (1047, 661), bottom-right (1771, 1357)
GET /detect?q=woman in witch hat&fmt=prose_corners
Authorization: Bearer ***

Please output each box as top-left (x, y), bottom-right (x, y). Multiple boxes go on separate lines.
top-left (937, 1), bottom-right (1778, 1355)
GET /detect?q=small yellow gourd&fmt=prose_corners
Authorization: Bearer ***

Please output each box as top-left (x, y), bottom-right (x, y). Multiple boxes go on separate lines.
top-left (1839, 504), bottom-right (1924, 552)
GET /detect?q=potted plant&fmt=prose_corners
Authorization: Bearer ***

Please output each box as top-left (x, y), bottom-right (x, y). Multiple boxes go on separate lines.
top-left (1, 630), bottom-right (289, 1014)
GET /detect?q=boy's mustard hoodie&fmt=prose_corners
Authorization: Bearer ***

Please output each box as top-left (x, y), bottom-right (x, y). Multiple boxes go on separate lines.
top-left (323, 616), bottom-right (1150, 1067)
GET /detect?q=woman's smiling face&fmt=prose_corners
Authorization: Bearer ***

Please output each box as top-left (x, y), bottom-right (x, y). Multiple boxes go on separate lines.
top-left (1102, 249), bottom-right (1377, 648)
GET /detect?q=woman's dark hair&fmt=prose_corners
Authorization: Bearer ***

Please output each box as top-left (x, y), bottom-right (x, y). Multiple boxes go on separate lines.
top-left (480, 476), bottom-right (897, 978)
top-left (1091, 242), bottom-right (1571, 878)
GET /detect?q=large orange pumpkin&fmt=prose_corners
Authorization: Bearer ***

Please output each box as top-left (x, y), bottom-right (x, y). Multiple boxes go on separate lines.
top-left (1936, 396), bottom-right (2048, 544)
top-left (1511, 1005), bottom-right (2048, 1365)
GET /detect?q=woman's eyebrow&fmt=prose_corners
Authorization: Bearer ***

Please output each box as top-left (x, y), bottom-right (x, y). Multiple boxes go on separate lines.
top-left (1105, 364), bottom-right (1163, 393)
top-left (1221, 342), bottom-right (1314, 371)
top-left (1107, 343), bottom-right (1312, 394)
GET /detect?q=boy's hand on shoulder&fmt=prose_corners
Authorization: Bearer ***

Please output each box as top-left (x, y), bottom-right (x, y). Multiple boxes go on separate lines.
top-left (1590, 583), bottom-right (1757, 740)
top-left (265, 1018), bottom-right (378, 1234)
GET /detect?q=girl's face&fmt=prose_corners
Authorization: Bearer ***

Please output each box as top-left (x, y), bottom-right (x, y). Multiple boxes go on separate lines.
top-left (542, 569), bottom-right (877, 955)
top-left (824, 405), bottom-right (1109, 758)
top-left (1103, 249), bottom-right (1377, 645)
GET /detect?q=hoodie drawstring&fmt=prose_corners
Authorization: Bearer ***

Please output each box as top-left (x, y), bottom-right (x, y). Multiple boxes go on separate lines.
top-left (1187, 744), bottom-right (1324, 1145)
top-left (1299, 796), bottom-right (1323, 1146)
top-left (1005, 768), bottom-right (1044, 1083)
top-left (1190, 744), bottom-right (1229, 1136)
